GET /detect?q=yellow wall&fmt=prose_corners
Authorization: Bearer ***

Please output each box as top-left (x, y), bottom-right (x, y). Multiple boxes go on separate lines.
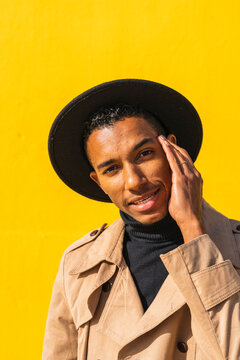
top-left (1, 1), bottom-right (240, 358)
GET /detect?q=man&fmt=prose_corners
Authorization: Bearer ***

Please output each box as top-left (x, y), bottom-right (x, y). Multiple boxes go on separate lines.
top-left (43, 79), bottom-right (240, 360)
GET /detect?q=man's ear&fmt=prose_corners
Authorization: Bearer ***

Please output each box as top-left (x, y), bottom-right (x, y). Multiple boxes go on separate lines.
top-left (90, 171), bottom-right (100, 187)
top-left (90, 171), bottom-right (108, 195)
top-left (167, 134), bottom-right (177, 144)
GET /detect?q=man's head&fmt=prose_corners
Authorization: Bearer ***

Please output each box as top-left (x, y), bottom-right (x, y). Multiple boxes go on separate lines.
top-left (48, 79), bottom-right (202, 205)
top-left (84, 104), bottom-right (176, 224)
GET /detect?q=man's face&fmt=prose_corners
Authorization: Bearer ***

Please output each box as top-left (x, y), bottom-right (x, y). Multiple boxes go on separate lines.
top-left (87, 116), bottom-right (175, 224)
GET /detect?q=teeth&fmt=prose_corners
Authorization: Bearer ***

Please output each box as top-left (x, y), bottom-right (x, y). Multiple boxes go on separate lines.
top-left (133, 192), bottom-right (156, 205)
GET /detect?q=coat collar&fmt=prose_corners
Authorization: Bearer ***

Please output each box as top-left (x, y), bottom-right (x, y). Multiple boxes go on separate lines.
top-left (69, 198), bottom-right (240, 275)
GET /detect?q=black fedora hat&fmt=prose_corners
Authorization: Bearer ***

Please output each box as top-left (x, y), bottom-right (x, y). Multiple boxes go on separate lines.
top-left (48, 79), bottom-right (202, 202)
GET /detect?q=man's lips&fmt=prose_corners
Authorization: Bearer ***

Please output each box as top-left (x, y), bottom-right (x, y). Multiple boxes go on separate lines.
top-left (128, 188), bottom-right (160, 205)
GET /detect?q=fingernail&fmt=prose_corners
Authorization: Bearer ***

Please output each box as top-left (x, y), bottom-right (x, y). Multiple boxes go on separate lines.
top-left (159, 135), bottom-right (166, 140)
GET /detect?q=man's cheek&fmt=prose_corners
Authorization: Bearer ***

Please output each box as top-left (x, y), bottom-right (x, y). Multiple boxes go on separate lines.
top-left (97, 180), bottom-right (109, 195)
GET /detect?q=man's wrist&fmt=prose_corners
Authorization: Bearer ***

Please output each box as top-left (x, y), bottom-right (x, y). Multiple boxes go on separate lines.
top-left (179, 218), bottom-right (205, 243)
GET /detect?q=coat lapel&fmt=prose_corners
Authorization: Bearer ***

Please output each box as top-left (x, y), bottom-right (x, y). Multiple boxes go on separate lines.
top-left (96, 263), bottom-right (185, 346)
top-left (66, 219), bottom-right (125, 329)
top-left (96, 259), bottom-right (144, 346)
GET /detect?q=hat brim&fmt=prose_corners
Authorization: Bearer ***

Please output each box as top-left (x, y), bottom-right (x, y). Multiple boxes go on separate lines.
top-left (48, 79), bottom-right (202, 202)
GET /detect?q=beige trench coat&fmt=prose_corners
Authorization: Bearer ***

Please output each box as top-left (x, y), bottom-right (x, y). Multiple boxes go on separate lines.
top-left (42, 200), bottom-right (240, 360)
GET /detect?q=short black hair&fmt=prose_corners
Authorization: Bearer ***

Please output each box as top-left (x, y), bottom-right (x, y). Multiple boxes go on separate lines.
top-left (83, 104), bottom-right (167, 159)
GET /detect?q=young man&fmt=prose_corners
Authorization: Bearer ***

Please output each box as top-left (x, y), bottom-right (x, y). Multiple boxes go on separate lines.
top-left (43, 79), bottom-right (240, 360)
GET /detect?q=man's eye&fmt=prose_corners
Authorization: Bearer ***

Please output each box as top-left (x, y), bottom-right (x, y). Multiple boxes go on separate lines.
top-left (139, 150), bottom-right (153, 158)
top-left (103, 165), bottom-right (118, 174)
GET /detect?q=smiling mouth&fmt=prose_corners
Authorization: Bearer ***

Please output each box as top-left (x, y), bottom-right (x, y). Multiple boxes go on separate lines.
top-left (129, 188), bottom-right (160, 205)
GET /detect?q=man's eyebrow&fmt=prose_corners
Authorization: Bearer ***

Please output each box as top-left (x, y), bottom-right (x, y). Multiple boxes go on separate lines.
top-left (133, 138), bottom-right (155, 151)
top-left (97, 158), bottom-right (116, 170)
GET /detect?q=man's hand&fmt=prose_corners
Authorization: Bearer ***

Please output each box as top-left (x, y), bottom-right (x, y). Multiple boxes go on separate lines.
top-left (158, 135), bottom-right (205, 243)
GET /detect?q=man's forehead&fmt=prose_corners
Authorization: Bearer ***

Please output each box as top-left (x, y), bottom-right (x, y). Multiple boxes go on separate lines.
top-left (89, 116), bottom-right (158, 140)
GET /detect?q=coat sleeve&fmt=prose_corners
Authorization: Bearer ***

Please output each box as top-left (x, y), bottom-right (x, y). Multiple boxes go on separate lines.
top-left (161, 234), bottom-right (240, 360)
top-left (42, 253), bottom-right (78, 360)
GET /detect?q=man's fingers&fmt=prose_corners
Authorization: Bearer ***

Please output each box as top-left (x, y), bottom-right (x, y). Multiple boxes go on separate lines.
top-left (158, 136), bottom-right (185, 175)
top-left (158, 136), bottom-right (194, 175)
top-left (167, 140), bottom-right (193, 163)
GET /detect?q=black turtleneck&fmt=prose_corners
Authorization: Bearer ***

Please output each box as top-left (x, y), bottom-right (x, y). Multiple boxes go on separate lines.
top-left (120, 211), bottom-right (184, 311)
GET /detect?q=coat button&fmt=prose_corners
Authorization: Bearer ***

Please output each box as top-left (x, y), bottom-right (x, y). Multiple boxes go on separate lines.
top-left (102, 281), bottom-right (111, 292)
top-left (90, 229), bottom-right (98, 236)
top-left (177, 341), bottom-right (188, 353)
top-left (236, 225), bottom-right (240, 231)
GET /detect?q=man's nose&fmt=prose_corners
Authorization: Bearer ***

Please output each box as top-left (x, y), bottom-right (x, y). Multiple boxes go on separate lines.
top-left (124, 164), bottom-right (147, 191)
